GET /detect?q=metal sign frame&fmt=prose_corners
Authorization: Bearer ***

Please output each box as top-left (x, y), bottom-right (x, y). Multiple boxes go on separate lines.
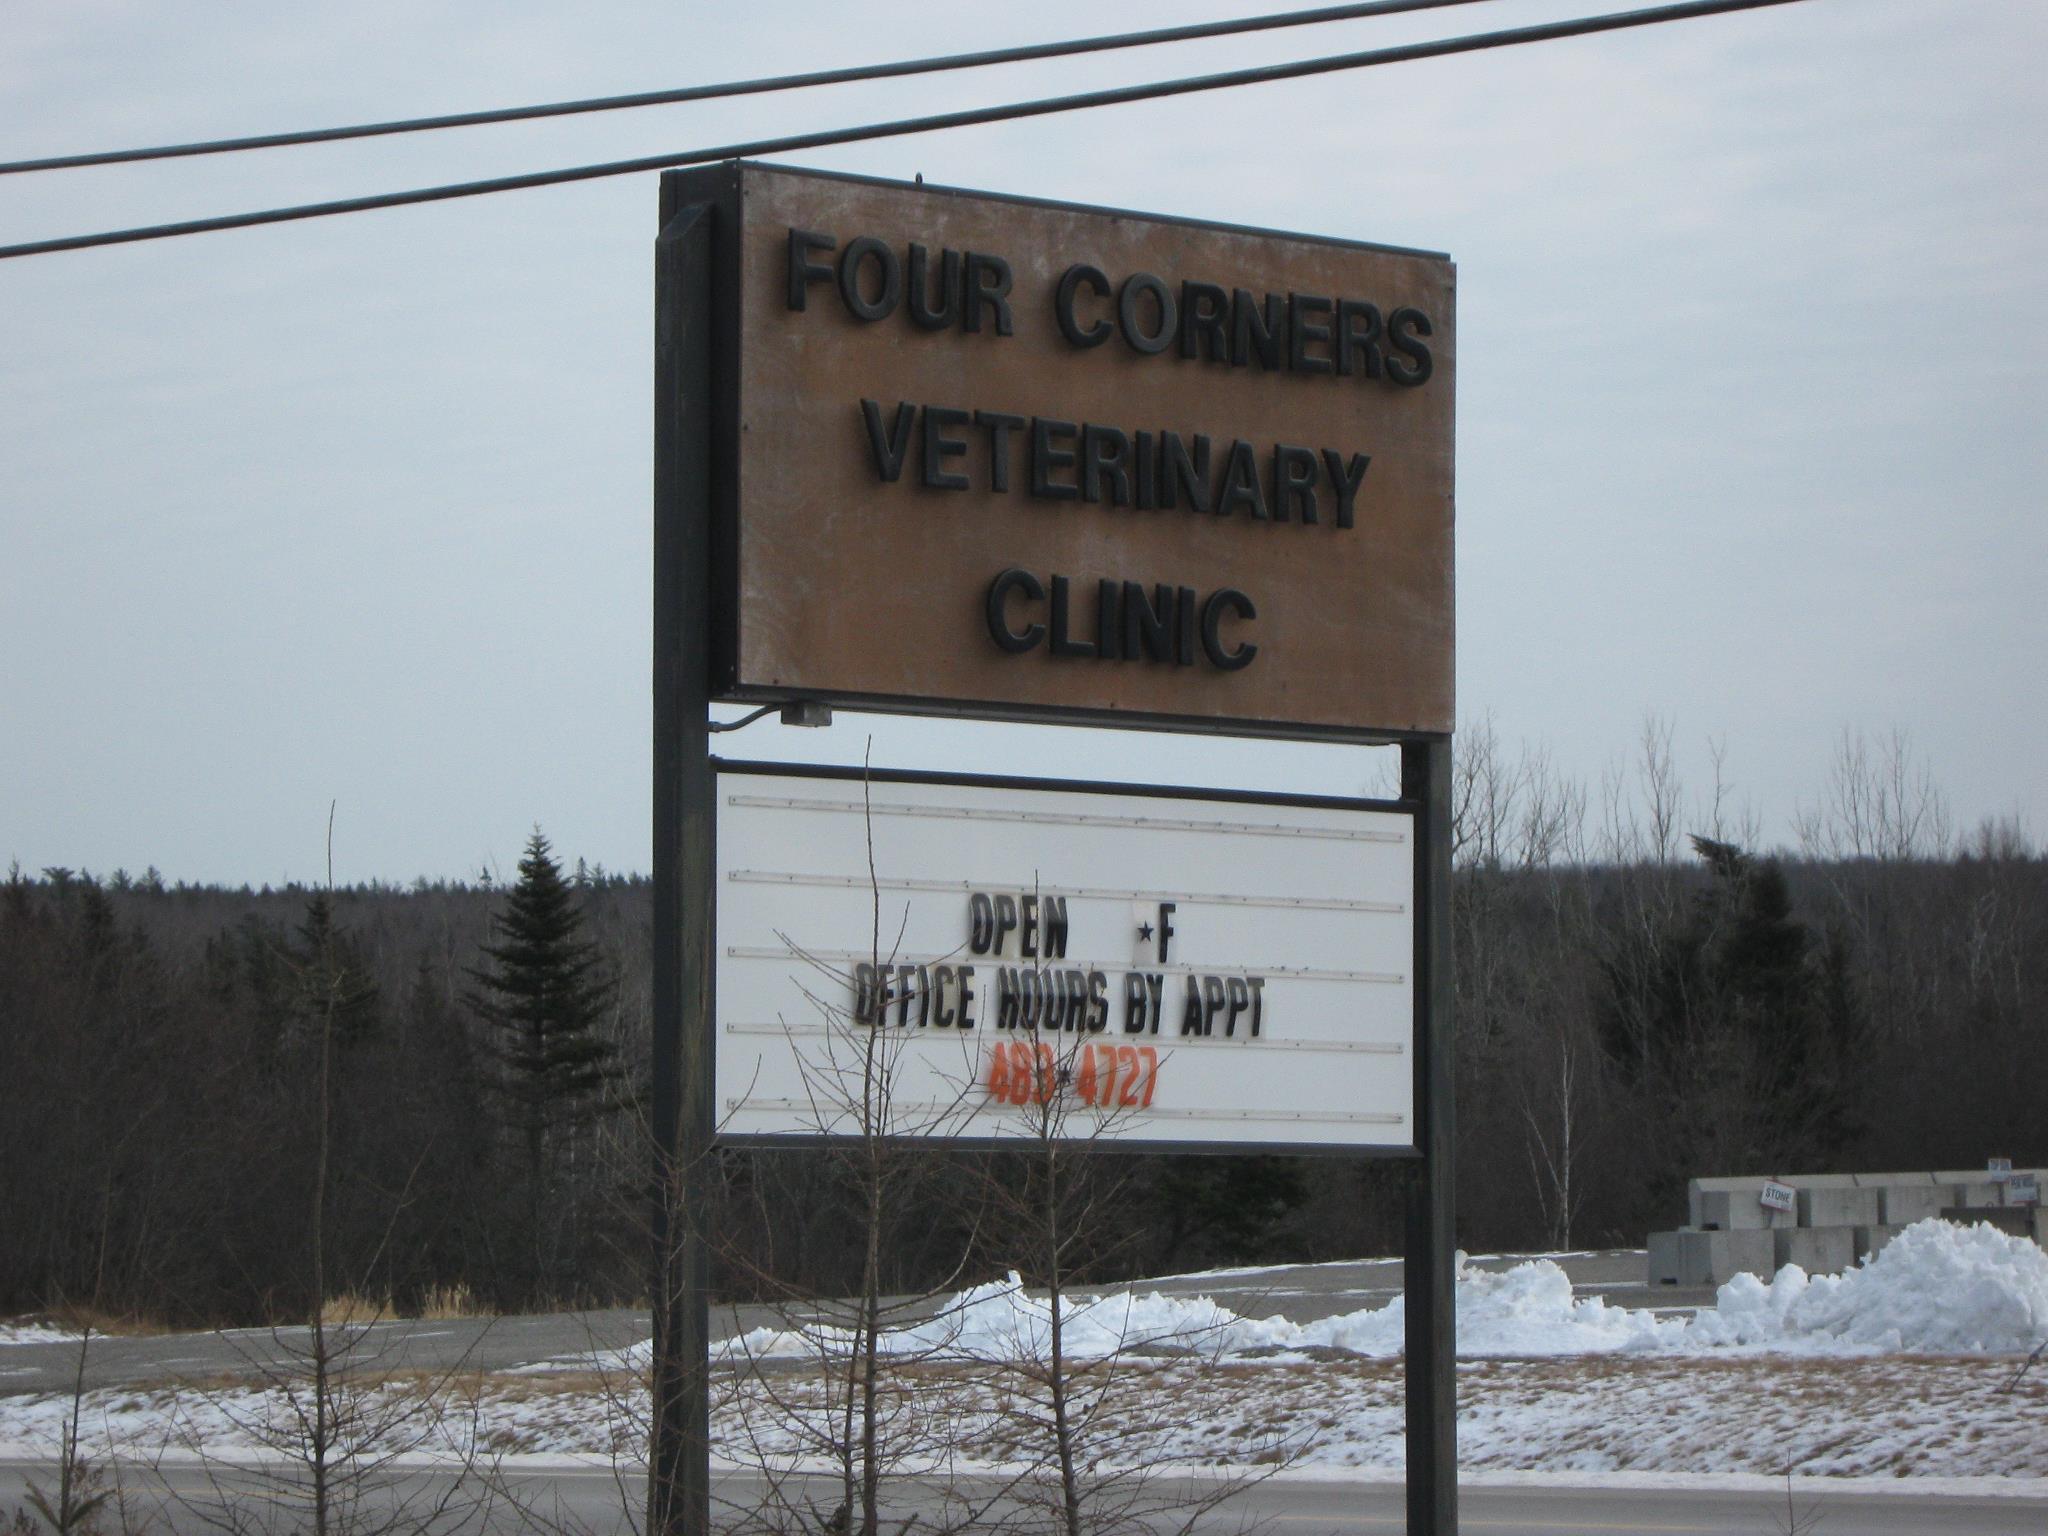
top-left (665, 157), bottom-right (1455, 743)
top-left (710, 757), bottom-right (1420, 1157)
top-left (651, 165), bottom-right (1456, 1536)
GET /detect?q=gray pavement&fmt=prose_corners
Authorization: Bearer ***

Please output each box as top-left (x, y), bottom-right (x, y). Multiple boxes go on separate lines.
top-left (3, 1458), bottom-right (2043, 1536)
top-left (1129, 1249), bottom-right (1719, 1323)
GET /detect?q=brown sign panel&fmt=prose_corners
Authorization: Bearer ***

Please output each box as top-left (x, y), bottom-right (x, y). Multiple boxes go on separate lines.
top-left (667, 162), bottom-right (1454, 740)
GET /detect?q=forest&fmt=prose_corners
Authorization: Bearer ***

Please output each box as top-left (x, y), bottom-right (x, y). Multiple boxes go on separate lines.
top-left (2, 722), bottom-right (2041, 1326)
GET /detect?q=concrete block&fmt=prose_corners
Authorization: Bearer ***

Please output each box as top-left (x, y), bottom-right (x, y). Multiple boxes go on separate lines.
top-left (1695, 1185), bottom-right (1796, 1231)
top-left (1773, 1227), bottom-right (1856, 1276)
top-left (1792, 1173), bottom-right (1862, 1188)
top-left (1944, 1208), bottom-right (2034, 1238)
top-left (1935, 1174), bottom-right (2007, 1208)
top-left (1647, 1231), bottom-right (1684, 1286)
top-left (1687, 1228), bottom-right (1776, 1284)
top-left (1941, 1183), bottom-right (2004, 1211)
top-left (1852, 1225), bottom-right (1900, 1262)
top-left (1853, 1171), bottom-right (1932, 1187)
top-left (1689, 1177), bottom-right (1760, 1228)
top-left (1671, 1231), bottom-right (1713, 1285)
top-left (1797, 1185), bottom-right (1881, 1228)
top-left (1876, 1184), bottom-right (1950, 1226)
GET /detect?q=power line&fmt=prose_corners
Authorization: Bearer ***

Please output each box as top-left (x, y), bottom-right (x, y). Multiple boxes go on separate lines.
top-left (0, 0), bottom-right (1502, 177)
top-left (0, 0), bottom-right (1810, 263)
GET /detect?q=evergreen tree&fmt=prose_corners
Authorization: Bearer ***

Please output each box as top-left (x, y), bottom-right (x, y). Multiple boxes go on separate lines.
top-left (1595, 836), bottom-right (1864, 1193)
top-left (467, 829), bottom-right (620, 1298)
top-left (285, 893), bottom-right (379, 1049)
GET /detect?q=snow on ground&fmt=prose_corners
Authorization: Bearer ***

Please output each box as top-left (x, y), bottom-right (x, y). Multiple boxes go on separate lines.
top-left (0, 1321), bottom-right (78, 1346)
top-left (1688, 1220), bottom-right (2048, 1352)
top-left (653, 1218), bottom-right (2042, 1368)
top-left (3, 1350), bottom-right (2042, 1481)
top-left (2, 1222), bottom-right (2043, 1482)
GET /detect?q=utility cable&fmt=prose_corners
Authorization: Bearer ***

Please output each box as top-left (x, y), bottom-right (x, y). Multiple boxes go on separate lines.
top-left (0, 0), bottom-right (1502, 177)
top-left (0, 0), bottom-right (1811, 263)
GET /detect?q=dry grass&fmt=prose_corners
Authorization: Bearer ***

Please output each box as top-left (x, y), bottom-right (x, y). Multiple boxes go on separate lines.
top-left (316, 1285), bottom-right (493, 1325)
top-left (318, 1292), bottom-right (393, 1327)
top-left (46, 1302), bottom-right (178, 1337)
top-left (414, 1283), bottom-right (491, 1320)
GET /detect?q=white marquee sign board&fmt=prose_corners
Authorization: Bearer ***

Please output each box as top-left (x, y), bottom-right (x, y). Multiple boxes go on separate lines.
top-left (713, 764), bottom-right (1415, 1151)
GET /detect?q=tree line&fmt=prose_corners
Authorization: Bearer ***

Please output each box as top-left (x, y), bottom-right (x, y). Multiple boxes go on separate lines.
top-left (1, 724), bottom-right (2041, 1326)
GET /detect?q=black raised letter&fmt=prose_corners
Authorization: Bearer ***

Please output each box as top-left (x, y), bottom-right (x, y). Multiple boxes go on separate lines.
top-left (1323, 450), bottom-right (1370, 529)
top-left (1200, 589), bottom-right (1258, 670)
top-left (1118, 272), bottom-right (1177, 356)
top-left (986, 569), bottom-right (1045, 653)
top-left (1289, 293), bottom-right (1335, 373)
top-left (920, 405), bottom-right (971, 490)
top-left (1096, 579), bottom-right (1122, 659)
top-left (1337, 299), bottom-right (1383, 378)
top-left (788, 228), bottom-right (834, 310)
top-left (860, 400), bottom-right (916, 483)
top-left (1273, 443), bottom-right (1319, 523)
top-left (1030, 419), bottom-right (1080, 501)
top-left (1180, 280), bottom-right (1229, 362)
top-left (964, 252), bottom-right (1014, 335)
top-left (1231, 289), bottom-right (1286, 370)
top-left (1217, 440), bottom-right (1269, 520)
top-left (975, 410), bottom-right (1025, 493)
top-left (1386, 306), bottom-right (1434, 386)
top-left (1122, 582), bottom-right (1173, 662)
top-left (1080, 424), bottom-right (1132, 506)
top-left (1054, 264), bottom-right (1113, 348)
top-left (1159, 432), bottom-right (1212, 514)
top-left (907, 243), bottom-right (962, 330)
top-left (838, 236), bottom-right (900, 321)
top-left (1049, 575), bottom-right (1097, 658)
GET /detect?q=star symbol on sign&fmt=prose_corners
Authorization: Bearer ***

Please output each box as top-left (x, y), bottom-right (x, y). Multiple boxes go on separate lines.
top-left (1138, 922), bottom-right (1154, 942)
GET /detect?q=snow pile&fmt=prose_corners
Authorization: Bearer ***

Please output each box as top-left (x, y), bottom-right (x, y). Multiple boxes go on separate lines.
top-left (716, 1275), bottom-right (1259, 1365)
top-left (598, 1220), bottom-right (2047, 1373)
top-left (1281, 1257), bottom-right (1680, 1357)
top-left (0, 1321), bottom-right (78, 1346)
top-left (716, 1257), bottom-right (1682, 1364)
top-left (1689, 1219), bottom-right (2048, 1353)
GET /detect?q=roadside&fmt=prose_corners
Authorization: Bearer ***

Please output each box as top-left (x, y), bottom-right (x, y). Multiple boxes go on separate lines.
top-left (0, 1250), bottom-right (1707, 1396)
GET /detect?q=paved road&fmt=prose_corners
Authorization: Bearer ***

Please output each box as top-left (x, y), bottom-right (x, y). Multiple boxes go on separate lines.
top-left (1, 1252), bottom-right (1713, 1396)
top-left (1133, 1249), bottom-right (1718, 1322)
top-left (2, 1459), bottom-right (2042, 1536)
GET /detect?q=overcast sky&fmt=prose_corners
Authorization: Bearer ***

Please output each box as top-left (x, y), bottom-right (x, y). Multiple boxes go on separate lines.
top-left (3, 0), bottom-right (2042, 886)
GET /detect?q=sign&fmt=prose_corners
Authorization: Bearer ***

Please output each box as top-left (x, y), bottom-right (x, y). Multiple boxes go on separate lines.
top-left (712, 762), bottom-right (1416, 1150)
top-left (2006, 1173), bottom-right (2038, 1207)
top-left (1988, 1156), bottom-right (2014, 1181)
top-left (1759, 1181), bottom-right (1797, 1214)
top-left (666, 161), bottom-right (1455, 740)
top-left (651, 173), bottom-right (1459, 1536)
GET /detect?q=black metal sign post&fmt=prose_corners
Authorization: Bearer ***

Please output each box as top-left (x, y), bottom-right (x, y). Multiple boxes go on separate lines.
top-left (651, 183), bottom-right (716, 1536)
top-left (651, 167), bottom-right (1457, 1536)
top-left (1404, 738), bottom-right (1457, 1535)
